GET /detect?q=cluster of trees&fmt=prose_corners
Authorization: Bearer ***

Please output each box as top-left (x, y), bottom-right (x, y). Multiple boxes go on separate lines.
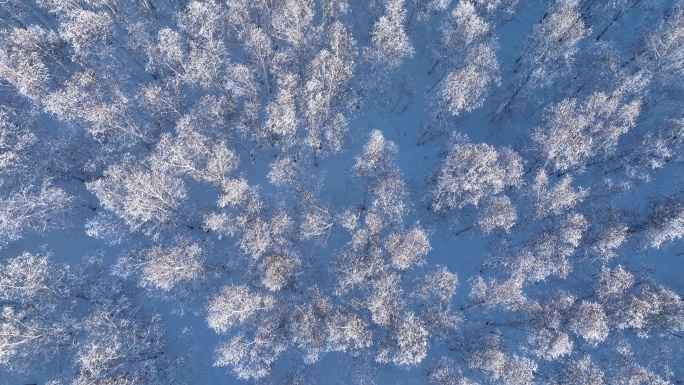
top-left (0, 0), bottom-right (682, 384)
top-left (0, 252), bottom-right (176, 384)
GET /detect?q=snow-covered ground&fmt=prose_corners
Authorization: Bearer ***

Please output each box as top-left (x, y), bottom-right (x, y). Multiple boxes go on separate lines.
top-left (0, 0), bottom-right (683, 384)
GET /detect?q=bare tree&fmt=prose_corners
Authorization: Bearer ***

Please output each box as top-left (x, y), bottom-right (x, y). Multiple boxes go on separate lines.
top-left (366, 0), bottom-right (414, 69)
top-left (87, 157), bottom-right (188, 236)
top-left (433, 138), bottom-right (522, 211)
top-left (0, 181), bottom-right (75, 245)
top-left (114, 237), bottom-right (205, 292)
top-left (207, 285), bottom-right (275, 334)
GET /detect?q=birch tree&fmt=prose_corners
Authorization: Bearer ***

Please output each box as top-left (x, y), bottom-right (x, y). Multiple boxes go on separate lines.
top-left (87, 157), bottom-right (188, 235)
top-left (207, 285), bottom-right (275, 334)
top-left (366, 0), bottom-right (414, 69)
top-left (433, 139), bottom-right (523, 210)
top-left (0, 182), bottom-right (74, 245)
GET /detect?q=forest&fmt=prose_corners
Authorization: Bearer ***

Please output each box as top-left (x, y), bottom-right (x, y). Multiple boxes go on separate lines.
top-left (0, 0), bottom-right (683, 383)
